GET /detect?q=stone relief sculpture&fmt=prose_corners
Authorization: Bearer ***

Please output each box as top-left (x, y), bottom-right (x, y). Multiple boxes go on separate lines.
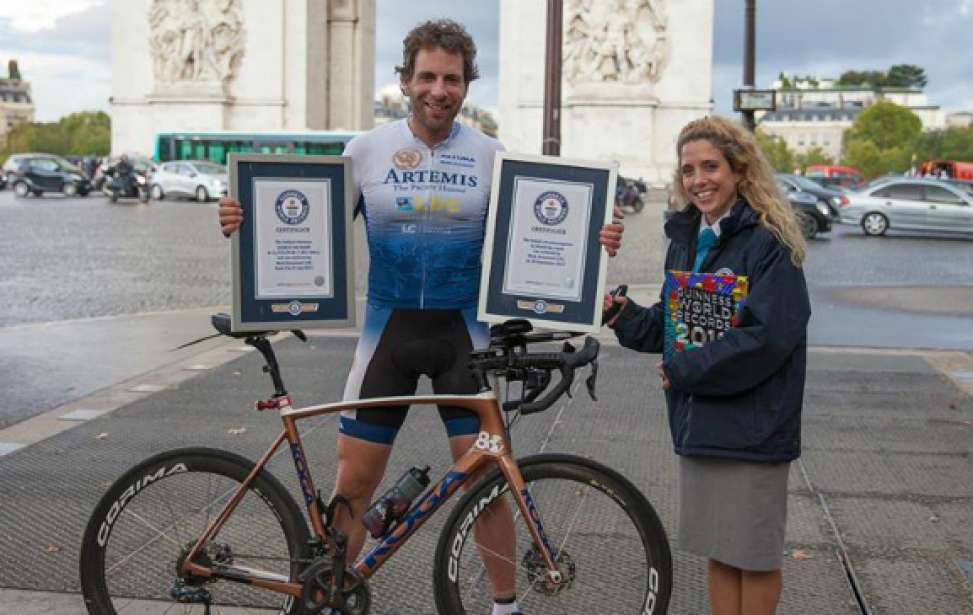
top-left (564, 0), bottom-right (669, 85)
top-left (149, 0), bottom-right (245, 85)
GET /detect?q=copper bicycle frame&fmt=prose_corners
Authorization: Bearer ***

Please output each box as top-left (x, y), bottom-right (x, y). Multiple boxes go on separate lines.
top-left (180, 391), bottom-right (563, 599)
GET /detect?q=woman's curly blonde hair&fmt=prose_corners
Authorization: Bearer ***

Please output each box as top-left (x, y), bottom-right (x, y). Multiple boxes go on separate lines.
top-left (671, 115), bottom-right (806, 266)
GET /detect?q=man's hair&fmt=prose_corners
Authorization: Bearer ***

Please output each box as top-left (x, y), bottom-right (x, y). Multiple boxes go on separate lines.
top-left (395, 19), bottom-right (479, 84)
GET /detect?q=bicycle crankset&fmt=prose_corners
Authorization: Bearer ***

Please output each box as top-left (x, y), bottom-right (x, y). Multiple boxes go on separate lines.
top-left (522, 546), bottom-right (576, 595)
top-left (300, 557), bottom-right (371, 614)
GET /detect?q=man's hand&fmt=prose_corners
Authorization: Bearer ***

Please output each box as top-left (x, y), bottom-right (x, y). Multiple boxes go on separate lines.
top-left (599, 205), bottom-right (625, 257)
top-left (656, 360), bottom-right (672, 390)
top-left (219, 197), bottom-right (244, 237)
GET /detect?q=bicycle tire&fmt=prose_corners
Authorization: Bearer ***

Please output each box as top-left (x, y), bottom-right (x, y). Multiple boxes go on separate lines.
top-left (79, 447), bottom-right (310, 615)
top-left (433, 453), bottom-right (672, 614)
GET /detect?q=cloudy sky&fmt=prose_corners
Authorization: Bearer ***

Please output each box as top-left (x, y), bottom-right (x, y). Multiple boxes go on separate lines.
top-left (1, 0), bottom-right (971, 122)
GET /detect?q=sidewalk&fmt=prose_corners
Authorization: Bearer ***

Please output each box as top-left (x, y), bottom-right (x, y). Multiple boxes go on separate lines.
top-left (1, 310), bottom-right (972, 614)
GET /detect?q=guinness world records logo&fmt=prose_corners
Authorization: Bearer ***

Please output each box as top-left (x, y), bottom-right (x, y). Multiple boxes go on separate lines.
top-left (533, 191), bottom-right (569, 225)
top-left (275, 190), bottom-right (310, 225)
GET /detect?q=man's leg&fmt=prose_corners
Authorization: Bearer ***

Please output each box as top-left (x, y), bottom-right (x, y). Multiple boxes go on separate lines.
top-left (707, 558), bottom-right (743, 615)
top-left (449, 435), bottom-right (517, 600)
top-left (330, 434), bottom-right (393, 561)
top-left (740, 568), bottom-right (783, 615)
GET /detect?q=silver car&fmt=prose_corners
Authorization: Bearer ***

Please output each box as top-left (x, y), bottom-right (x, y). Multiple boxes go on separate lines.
top-left (839, 179), bottom-right (973, 237)
top-left (150, 160), bottom-right (227, 202)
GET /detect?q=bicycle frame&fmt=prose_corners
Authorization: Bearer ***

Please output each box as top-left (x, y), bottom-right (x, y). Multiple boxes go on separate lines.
top-left (180, 391), bottom-right (562, 599)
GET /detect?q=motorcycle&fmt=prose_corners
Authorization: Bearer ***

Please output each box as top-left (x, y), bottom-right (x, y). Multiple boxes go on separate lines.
top-left (103, 166), bottom-right (149, 203)
top-left (615, 175), bottom-right (647, 213)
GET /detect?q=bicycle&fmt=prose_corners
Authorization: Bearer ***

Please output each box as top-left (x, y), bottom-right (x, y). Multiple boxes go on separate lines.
top-left (79, 313), bottom-right (672, 614)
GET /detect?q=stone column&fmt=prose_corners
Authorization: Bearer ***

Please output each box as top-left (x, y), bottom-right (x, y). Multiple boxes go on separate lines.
top-left (327, 0), bottom-right (375, 131)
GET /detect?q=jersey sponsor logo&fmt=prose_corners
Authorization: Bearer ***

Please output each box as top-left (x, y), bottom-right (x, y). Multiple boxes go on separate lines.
top-left (396, 196), bottom-right (415, 212)
top-left (440, 153), bottom-right (476, 168)
top-left (383, 168), bottom-right (479, 188)
top-left (392, 148), bottom-right (423, 170)
top-left (534, 191), bottom-right (569, 225)
top-left (275, 190), bottom-right (310, 225)
top-left (393, 194), bottom-right (461, 214)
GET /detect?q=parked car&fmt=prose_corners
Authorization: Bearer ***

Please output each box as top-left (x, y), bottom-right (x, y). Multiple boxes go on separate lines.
top-left (839, 178), bottom-right (973, 237)
top-left (149, 160), bottom-right (227, 202)
top-left (2, 153), bottom-right (92, 197)
top-left (0, 169), bottom-right (7, 190)
top-left (777, 180), bottom-right (830, 239)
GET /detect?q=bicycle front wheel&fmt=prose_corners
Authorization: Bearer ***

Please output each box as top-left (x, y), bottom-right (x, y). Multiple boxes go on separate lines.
top-left (433, 453), bottom-right (672, 614)
top-left (80, 447), bottom-right (310, 615)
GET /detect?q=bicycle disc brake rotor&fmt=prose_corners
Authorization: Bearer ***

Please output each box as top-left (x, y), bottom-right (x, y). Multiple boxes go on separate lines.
top-left (300, 558), bottom-right (370, 614)
top-left (521, 546), bottom-right (576, 595)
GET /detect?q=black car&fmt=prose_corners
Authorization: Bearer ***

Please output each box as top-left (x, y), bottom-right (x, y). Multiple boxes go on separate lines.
top-left (2, 153), bottom-right (92, 197)
top-left (777, 173), bottom-right (846, 219)
top-left (775, 178), bottom-right (837, 239)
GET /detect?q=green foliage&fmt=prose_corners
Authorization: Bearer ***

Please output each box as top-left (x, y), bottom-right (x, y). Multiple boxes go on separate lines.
top-left (7, 59), bottom-right (20, 80)
top-left (794, 146), bottom-right (833, 173)
top-left (842, 102), bottom-right (920, 176)
top-left (0, 111), bottom-right (109, 160)
top-left (843, 140), bottom-right (910, 178)
top-left (844, 101), bottom-right (922, 151)
top-left (913, 127), bottom-right (973, 162)
top-left (886, 64), bottom-right (927, 88)
top-left (754, 129), bottom-right (794, 172)
top-left (777, 72), bottom-right (791, 89)
top-left (836, 65), bottom-right (926, 89)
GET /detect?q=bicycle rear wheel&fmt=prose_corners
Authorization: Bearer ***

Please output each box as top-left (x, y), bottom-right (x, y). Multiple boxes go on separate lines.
top-left (79, 447), bottom-right (310, 614)
top-left (433, 454), bottom-right (672, 615)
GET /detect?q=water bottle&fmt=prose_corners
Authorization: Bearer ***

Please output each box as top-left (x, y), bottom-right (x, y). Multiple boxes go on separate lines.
top-left (361, 466), bottom-right (431, 538)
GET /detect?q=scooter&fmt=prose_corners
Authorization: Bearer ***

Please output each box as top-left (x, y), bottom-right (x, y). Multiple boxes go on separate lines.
top-left (615, 175), bottom-right (647, 213)
top-left (103, 167), bottom-right (149, 203)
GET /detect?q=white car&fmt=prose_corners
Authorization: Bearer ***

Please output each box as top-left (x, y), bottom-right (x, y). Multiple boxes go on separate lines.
top-left (150, 160), bottom-right (227, 202)
top-left (839, 179), bottom-right (973, 237)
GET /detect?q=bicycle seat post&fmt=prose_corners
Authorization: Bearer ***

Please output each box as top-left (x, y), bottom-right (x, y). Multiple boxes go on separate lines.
top-left (245, 335), bottom-right (288, 398)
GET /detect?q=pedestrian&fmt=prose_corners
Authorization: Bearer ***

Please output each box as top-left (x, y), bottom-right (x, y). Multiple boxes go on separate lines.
top-left (219, 19), bottom-right (624, 615)
top-left (604, 115), bottom-right (810, 615)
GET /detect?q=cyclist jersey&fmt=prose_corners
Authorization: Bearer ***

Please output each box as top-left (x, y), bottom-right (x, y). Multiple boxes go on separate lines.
top-left (344, 119), bottom-right (503, 309)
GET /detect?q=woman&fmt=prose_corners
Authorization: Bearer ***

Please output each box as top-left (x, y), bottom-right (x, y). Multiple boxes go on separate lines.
top-left (605, 115), bottom-right (810, 615)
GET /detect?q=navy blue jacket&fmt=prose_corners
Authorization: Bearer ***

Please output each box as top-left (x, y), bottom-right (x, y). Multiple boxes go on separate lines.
top-left (613, 199), bottom-right (811, 462)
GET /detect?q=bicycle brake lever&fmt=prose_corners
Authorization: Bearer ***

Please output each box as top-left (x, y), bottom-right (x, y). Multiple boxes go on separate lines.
top-left (585, 358), bottom-right (599, 402)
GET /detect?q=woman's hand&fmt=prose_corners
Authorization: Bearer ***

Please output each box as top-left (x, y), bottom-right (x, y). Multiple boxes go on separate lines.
top-left (218, 197), bottom-right (244, 237)
top-left (602, 292), bottom-right (628, 328)
top-left (656, 361), bottom-right (672, 390)
top-left (599, 205), bottom-right (625, 257)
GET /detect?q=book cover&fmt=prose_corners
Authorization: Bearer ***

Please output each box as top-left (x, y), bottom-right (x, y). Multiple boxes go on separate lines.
top-left (663, 271), bottom-right (748, 362)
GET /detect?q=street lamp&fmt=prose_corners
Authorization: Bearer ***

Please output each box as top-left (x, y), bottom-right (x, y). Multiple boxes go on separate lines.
top-left (542, 0), bottom-right (562, 155)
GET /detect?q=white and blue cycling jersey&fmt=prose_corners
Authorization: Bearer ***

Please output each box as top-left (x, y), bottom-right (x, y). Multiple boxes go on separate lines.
top-left (344, 118), bottom-right (503, 309)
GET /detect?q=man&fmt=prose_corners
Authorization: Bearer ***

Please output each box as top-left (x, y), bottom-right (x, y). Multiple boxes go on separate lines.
top-left (219, 20), bottom-right (624, 614)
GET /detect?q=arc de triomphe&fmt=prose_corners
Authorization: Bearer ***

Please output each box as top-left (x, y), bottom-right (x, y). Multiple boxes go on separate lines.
top-left (110, 0), bottom-right (375, 156)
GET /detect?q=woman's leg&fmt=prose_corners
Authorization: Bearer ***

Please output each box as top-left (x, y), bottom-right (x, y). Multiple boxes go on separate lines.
top-left (741, 568), bottom-right (783, 615)
top-left (707, 558), bottom-right (742, 615)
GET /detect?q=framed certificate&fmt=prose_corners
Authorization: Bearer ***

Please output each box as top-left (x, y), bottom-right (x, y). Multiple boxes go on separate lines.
top-left (229, 153), bottom-right (355, 332)
top-left (478, 152), bottom-right (617, 333)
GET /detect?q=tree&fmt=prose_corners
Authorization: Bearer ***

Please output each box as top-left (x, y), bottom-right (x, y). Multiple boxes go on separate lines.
top-left (8, 59), bottom-right (20, 80)
top-left (844, 101), bottom-right (922, 151)
top-left (843, 140), bottom-right (909, 178)
top-left (794, 146), bottom-right (833, 173)
top-left (913, 127), bottom-right (973, 163)
top-left (755, 129), bottom-right (794, 172)
top-left (886, 64), bottom-right (927, 88)
top-left (0, 110), bottom-right (110, 161)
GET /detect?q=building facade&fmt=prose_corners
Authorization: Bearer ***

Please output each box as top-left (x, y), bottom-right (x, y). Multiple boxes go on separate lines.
top-left (111, 0), bottom-right (375, 156)
top-left (498, 0), bottom-right (714, 185)
top-left (0, 71), bottom-right (35, 146)
top-left (759, 79), bottom-right (945, 161)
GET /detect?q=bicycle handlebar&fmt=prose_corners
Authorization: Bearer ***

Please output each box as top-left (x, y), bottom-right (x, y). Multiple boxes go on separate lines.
top-left (515, 337), bottom-right (600, 415)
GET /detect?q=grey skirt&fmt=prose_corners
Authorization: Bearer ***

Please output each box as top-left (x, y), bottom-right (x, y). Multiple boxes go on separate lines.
top-left (677, 455), bottom-right (790, 571)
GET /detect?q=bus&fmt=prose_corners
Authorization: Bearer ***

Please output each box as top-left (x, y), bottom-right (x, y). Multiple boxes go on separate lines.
top-left (152, 130), bottom-right (360, 165)
top-left (805, 164), bottom-right (865, 189)
top-left (918, 159), bottom-right (973, 180)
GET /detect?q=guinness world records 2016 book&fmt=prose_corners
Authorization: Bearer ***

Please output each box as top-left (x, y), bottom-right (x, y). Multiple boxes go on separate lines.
top-left (663, 271), bottom-right (748, 362)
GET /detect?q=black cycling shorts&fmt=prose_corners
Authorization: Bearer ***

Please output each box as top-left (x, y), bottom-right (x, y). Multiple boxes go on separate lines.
top-left (338, 305), bottom-right (488, 445)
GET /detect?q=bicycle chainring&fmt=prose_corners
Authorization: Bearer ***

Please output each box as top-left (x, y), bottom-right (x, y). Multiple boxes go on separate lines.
top-left (299, 558), bottom-right (370, 614)
top-left (521, 546), bottom-right (576, 595)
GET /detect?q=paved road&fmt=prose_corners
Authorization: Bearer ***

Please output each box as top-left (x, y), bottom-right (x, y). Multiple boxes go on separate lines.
top-left (2, 190), bottom-right (972, 428)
